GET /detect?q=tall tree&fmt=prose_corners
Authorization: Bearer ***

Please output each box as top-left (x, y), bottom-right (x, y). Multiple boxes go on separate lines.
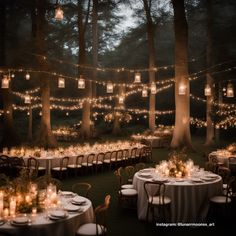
top-left (143, 0), bottom-right (156, 132)
top-left (0, 0), bottom-right (20, 148)
top-left (205, 0), bottom-right (215, 146)
top-left (170, 0), bottom-right (193, 149)
top-left (78, 0), bottom-right (92, 139)
top-left (34, 0), bottom-right (57, 148)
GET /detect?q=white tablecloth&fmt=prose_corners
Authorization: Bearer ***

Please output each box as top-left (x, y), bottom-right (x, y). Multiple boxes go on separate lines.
top-left (133, 169), bottom-right (222, 223)
top-left (209, 151), bottom-right (236, 168)
top-left (0, 196), bottom-right (94, 236)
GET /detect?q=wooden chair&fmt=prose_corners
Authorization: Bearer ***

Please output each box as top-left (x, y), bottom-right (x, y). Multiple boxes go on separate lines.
top-left (130, 148), bottom-right (138, 164)
top-left (76, 195), bottom-right (111, 236)
top-left (72, 182), bottom-right (92, 198)
top-left (117, 167), bottom-right (134, 189)
top-left (144, 181), bottom-right (171, 223)
top-left (103, 151), bottom-right (112, 170)
top-left (0, 155), bottom-right (10, 176)
top-left (122, 149), bottom-right (129, 166)
top-left (67, 155), bottom-right (83, 176)
top-left (52, 156), bottom-right (69, 179)
top-left (9, 157), bottom-right (26, 178)
top-left (114, 170), bottom-right (137, 209)
top-left (93, 153), bottom-right (104, 173)
top-left (27, 157), bottom-right (46, 179)
top-left (81, 154), bottom-right (95, 174)
top-left (125, 166), bottom-right (135, 184)
top-left (217, 166), bottom-right (231, 193)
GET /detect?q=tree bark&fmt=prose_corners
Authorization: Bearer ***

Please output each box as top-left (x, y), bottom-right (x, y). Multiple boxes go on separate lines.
top-left (78, 0), bottom-right (92, 139)
top-left (143, 0), bottom-right (156, 133)
top-left (35, 0), bottom-right (57, 148)
top-left (205, 0), bottom-right (215, 146)
top-left (170, 0), bottom-right (193, 149)
top-left (0, 0), bottom-right (20, 148)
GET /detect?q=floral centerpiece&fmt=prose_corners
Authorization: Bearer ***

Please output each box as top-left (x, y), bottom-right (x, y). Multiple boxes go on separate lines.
top-left (226, 143), bottom-right (236, 154)
top-left (156, 151), bottom-right (193, 178)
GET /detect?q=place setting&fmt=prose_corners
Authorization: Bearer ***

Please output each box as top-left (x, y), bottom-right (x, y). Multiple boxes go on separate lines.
top-left (71, 196), bottom-right (87, 206)
top-left (10, 215), bottom-right (32, 227)
top-left (47, 209), bottom-right (69, 221)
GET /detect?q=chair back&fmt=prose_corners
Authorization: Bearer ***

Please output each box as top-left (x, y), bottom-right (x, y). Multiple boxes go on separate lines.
top-left (117, 150), bottom-right (123, 160)
top-left (94, 195), bottom-right (111, 235)
top-left (217, 166), bottom-right (231, 184)
top-left (144, 181), bottom-right (166, 205)
top-left (27, 157), bottom-right (39, 170)
top-left (72, 182), bottom-right (91, 198)
top-left (122, 149), bottom-right (129, 160)
top-left (104, 151), bottom-right (111, 161)
top-left (76, 155), bottom-right (84, 166)
top-left (125, 166), bottom-right (135, 179)
top-left (87, 154), bottom-right (95, 165)
top-left (96, 153), bottom-right (105, 163)
top-left (60, 156), bottom-right (69, 170)
top-left (130, 148), bottom-right (137, 158)
top-left (111, 151), bottom-right (117, 160)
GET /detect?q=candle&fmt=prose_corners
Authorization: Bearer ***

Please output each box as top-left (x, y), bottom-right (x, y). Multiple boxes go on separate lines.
top-left (32, 207), bottom-right (37, 216)
top-left (9, 197), bottom-right (16, 216)
top-left (25, 195), bottom-right (31, 203)
top-left (3, 208), bottom-right (9, 218)
top-left (0, 191), bottom-right (3, 217)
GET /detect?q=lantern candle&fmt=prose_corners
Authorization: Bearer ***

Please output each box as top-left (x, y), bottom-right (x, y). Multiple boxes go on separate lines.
top-left (178, 83), bottom-right (186, 95)
top-left (32, 207), bottom-right (37, 216)
top-left (142, 88), bottom-right (148, 97)
top-left (58, 77), bottom-right (65, 88)
top-left (24, 95), bottom-right (31, 104)
top-left (204, 84), bottom-right (211, 96)
top-left (106, 82), bottom-right (113, 93)
top-left (134, 72), bottom-right (141, 83)
top-left (55, 6), bottom-right (64, 20)
top-left (1, 76), bottom-right (10, 89)
top-left (150, 82), bottom-right (156, 94)
top-left (226, 83), bottom-right (234, 97)
top-left (78, 76), bottom-right (85, 89)
top-left (25, 73), bottom-right (30, 80)
top-left (119, 96), bottom-right (124, 104)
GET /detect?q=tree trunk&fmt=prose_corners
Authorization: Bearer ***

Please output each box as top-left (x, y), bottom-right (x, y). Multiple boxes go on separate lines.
top-left (170, 0), bottom-right (193, 149)
top-left (205, 0), bottom-right (215, 146)
top-left (143, 0), bottom-right (156, 133)
top-left (92, 0), bottom-right (98, 98)
top-left (35, 0), bottom-right (57, 148)
top-left (78, 0), bottom-right (92, 139)
top-left (0, 0), bottom-right (20, 148)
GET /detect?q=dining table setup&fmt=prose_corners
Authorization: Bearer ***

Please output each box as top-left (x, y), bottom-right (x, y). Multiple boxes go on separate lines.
top-left (133, 155), bottom-right (223, 223)
top-left (0, 182), bottom-right (94, 236)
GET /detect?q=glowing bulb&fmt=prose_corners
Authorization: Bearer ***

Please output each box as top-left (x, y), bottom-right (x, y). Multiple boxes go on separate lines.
top-left (24, 95), bottom-right (31, 104)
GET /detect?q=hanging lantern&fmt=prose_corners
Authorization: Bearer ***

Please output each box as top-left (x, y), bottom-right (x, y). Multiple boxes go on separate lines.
top-left (178, 82), bottom-right (186, 95)
top-left (25, 73), bottom-right (30, 80)
top-left (24, 95), bottom-right (31, 104)
top-left (204, 84), bottom-right (212, 96)
top-left (55, 6), bottom-right (64, 20)
top-left (78, 75), bottom-right (85, 89)
top-left (226, 82), bottom-right (234, 97)
top-left (150, 82), bottom-right (156, 94)
top-left (58, 77), bottom-right (65, 88)
top-left (134, 72), bottom-right (141, 83)
top-left (1, 75), bottom-right (10, 89)
top-left (142, 87), bottom-right (148, 97)
top-left (119, 96), bottom-right (125, 104)
top-left (106, 82), bottom-right (113, 93)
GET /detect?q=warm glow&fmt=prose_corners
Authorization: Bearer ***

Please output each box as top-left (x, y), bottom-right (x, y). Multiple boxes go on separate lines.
top-left (119, 96), bottom-right (125, 104)
top-left (24, 95), bottom-right (31, 104)
top-left (78, 75), bottom-right (85, 89)
top-left (25, 73), bottom-right (30, 80)
top-left (142, 88), bottom-right (148, 97)
top-left (178, 82), bottom-right (186, 95)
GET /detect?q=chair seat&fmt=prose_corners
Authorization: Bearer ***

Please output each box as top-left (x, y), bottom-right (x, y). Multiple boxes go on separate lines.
top-left (210, 196), bottom-right (231, 204)
top-left (120, 188), bottom-right (137, 196)
top-left (68, 164), bottom-right (82, 168)
top-left (223, 183), bottom-right (227, 189)
top-left (82, 163), bottom-right (93, 167)
top-left (103, 160), bottom-right (111, 163)
top-left (52, 167), bottom-right (67, 171)
top-left (92, 161), bottom-right (103, 165)
top-left (149, 196), bottom-right (171, 205)
top-left (111, 158), bottom-right (116, 162)
top-left (121, 184), bottom-right (134, 189)
top-left (38, 166), bottom-right (46, 170)
top-left (76, 223), bottom-right (106, 235)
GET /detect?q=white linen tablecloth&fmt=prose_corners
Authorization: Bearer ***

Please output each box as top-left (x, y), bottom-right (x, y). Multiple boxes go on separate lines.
top-left (133, 169), bottom-right (223, 223)
top-left (0, 196), bottom-right (94, 236)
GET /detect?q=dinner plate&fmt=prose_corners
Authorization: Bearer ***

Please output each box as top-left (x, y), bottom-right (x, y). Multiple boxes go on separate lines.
top-left (175, 179), bottom-right (185, 182)
top-left (71, 196), bottom-right (86, 205)
top-left (50, 210), bottom-right (68, 218)
top-left (201, 177), bottom-right (214, 181)
top-left (152, 178), bottom-right (169, 183)
top-left (190, 178), bottom-right (203, 183)
top-left (64, 204), bottom-right (81, 212)
top-left (139, 173), bottom-right (152, 178)
top-left (204, 174), bottom-right (218, 178)
top-left (60, 191), bottom-right (75, 197)
top-left (13, 216), bottom-right (29, 224)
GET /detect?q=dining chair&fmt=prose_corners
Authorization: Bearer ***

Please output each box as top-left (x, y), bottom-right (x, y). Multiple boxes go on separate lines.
top-left (217, 166), bottom-right (231, 194)
top-left (114, 170), bottom-right (137, 209)
top-left (103, 151), bottom-right (112, 170)
top-left (67, 155), bottom-right (83, 176)
top-left (229, 157), bottom-right (236, 176)
top-left (130, 148), bottom-right (138, 164)
top-left (76, 195), bottom-right (111, 236)
top-left (117, 167), bottom-right (134, 189)
top-left (81, 154), bottom-right (95, 174)
top-left (209, 176), bottom-right (235, 223)
top-left (122, 149), bottom-right (129, 166)
top-left (72, 182), bottom-right (92, 198)
top-left (93, 153), bottom-right (104, 173)
top-left (144, 181), bottom-right (171, 223)
top-left (52, 156), bottom-right (69, 179)
top-left (125, 166), bottom-right (135, 184)
top-left (9, 157), bottom-right (26, 178)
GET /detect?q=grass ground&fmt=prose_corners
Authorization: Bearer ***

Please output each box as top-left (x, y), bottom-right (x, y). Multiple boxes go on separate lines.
top-left (58, 137), bottom-right (235, 236)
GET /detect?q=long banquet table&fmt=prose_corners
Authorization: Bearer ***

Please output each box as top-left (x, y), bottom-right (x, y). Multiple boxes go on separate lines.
top-left (0, 195), bottom-right (94, 236)
top-left (133, 168), bottom-right (222, 223)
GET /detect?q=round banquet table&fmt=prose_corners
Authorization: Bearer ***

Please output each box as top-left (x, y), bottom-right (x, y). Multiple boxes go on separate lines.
top-left (0, 195), bottom-right (94, 236)
top-left (133, 168), bottom-right (223, 223)
top-left (209, 151), bottom-right (236, 168)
